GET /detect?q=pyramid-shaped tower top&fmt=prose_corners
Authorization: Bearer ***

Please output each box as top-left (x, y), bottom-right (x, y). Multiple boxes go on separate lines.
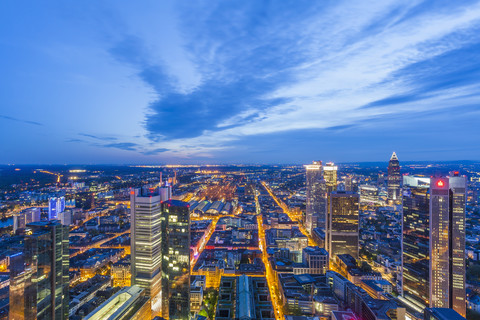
top-left (390, 152), bottom-right (398, 161)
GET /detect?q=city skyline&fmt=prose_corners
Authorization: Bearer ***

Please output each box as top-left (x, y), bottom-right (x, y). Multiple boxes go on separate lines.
top-left (1, 1), bottom-right (480, 164)
top-left (1, 158), bottom-right (477, 319)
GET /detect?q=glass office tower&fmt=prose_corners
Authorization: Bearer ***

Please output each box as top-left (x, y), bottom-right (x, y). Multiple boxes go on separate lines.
top-left (402, 176), bottom-right (430, 308)
top-left (402, 175), bottom-right (466, 317)
top-left (305, 161), bottom-right (327, 233)
top-left (326, 191), bottom-right (359, 259)
top-left (161, 200), bottom-right (190, 320)
top-left (324, 162), bottom-right (338, 193)
top-left (130, 187), bottom-right (166, 313)
top-left (9, 221), bottom-right (69, 320)
top-left (449, 175), bottom-right (467, 317)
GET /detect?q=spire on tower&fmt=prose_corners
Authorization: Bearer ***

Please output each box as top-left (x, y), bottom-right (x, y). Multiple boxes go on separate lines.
top-left (390, 152), bottom-right (398, 161)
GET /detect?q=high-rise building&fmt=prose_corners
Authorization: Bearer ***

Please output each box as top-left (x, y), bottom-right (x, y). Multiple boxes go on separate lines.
top-left (14, 207), bottom-right (42, 232)
top-left (9, 221), bottom-right (69, 320)
top-left (325, 191), bottom-right (359, 259)
top-left (48, 197), bottom-right (65, 220)
top-left (344, 176), bottom-right (357, 192)
top-left (359, 185), bottom-right (380, 204)
top-left (25, 207), bottom-right (41, 224)
top-left (302, 246), bottom-right (329, 274)
top-left (449, 174), bottom-right (467, 316)
top-left (130, 187), bottom-right (166, 313)
top-left (58, 209), bottom-right (72, 226)
top-left (402, 175), bottom-right (466, 317)
top-left (305, 161), bottom-right (327, 233)
top-left (161, 199), bottom-right (190, 319)
top-left (387, 152), bottom-right (401, 204)
top-left (378, 173), bottom-right (385, 187)
top-left (324, 162), bottom-right (338, 193)
top-left (12, 214), bottom-right (25, 233)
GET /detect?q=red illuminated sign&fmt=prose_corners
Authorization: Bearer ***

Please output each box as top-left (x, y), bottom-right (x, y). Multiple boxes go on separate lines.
top-left (436, 180), bottom-right (444, 187)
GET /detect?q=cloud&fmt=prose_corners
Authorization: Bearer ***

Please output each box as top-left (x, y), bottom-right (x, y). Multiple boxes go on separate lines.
top-left (79, 133), bottom-right (118, 141)
top-left (0, 114), bottom-right (43, 126)
top-left (104, 142), bottom-right (138, 151)
top-left (106, 1), bottom-right (480, 159)
top-left (141, 148), bottom-right (169, 156)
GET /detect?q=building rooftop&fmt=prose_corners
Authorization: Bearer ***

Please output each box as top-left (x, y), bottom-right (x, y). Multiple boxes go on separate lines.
top-left (303, 246), bottom-right (328, 256)
top-left (163, 199), bottom-right (190, 207)
top-left (424, 308), bottom-right (466, 320)
top-left (331, 311), bottom-right (357, 320)
top-left (84, 285), bottom-right (147, 320)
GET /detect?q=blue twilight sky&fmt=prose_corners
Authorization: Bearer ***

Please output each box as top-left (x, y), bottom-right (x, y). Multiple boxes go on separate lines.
top-left (1, 1), bottom-right (480, 164)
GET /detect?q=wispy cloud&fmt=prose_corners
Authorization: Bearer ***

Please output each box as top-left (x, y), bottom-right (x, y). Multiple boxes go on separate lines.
top-left (106, 0), bottom-right (480, 158)
top-left (79, 133), bottom-right (118, 141)
top-left (0, 114), bottom-right (43, 126)
top-left (141, 148), bottom-right (169, 156)
top-left (104, 142), bottom-right (138, 151)
top-left (69, 133), bottom-right (171, 155)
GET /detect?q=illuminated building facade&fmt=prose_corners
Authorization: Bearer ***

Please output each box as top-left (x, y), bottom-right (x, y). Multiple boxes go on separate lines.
top-left (449, 174), bottom-right (467, 316)
top-left (387, 152), bottom-right (401, 204)
top-left (324, 162), bottom-right (338, 193)
top-left (359, 184), bottom-right (380, 204)
top-left (130, 187), bottom-right (166, 313)
top-left (48, 196), bottom-right (65, 220)
top-left (112, 258), bottom-right (131, 287)
top-left (305, 161), bottom-right (327, 233)
top-left (402, 176), bottom-right (430, 310)
top-left (13, 207), bottom-right (41, 233)
top-left (161, 200), bottom-right (191, 319)
top-left (326, 191), bottom-right (359, 259)
top-left (9, 221), bottom-right (69, 320)
top-left (344, 176), bottom-right (357, 192)
top-left (402, 175), bottom-right (466, 317)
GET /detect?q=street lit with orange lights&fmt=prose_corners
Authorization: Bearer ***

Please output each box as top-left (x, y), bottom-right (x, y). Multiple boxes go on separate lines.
top-left (256, 191), bottom-right (284, 320)
top-left (191, 216), bottom-right (220, 273)
top-left (38, 169), bottom-right (63, 183)
top-left (70, 229), bottom-right (131, 258)
top-left (262, 181), bottom-right (319, 247)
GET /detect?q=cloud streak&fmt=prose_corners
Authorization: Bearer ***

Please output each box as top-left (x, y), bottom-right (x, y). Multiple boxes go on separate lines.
top-left (0, 114), bottom-right (43, 126)
top-left (83, 0), bottom-right (480, 161)
top-left (109, 0), bottom-right (480, 158)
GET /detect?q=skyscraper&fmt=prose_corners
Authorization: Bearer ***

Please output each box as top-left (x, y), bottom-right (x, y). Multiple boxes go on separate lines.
top-left (48, 197), bottom-right (65, 220)
top-left (448, 173), bottom-right (467, 316)
top-left (402, 175), bottom-right (466, 317)
top-left (387, 152), bottom-right (401, 204)
top-left (325, 191), bottom-right (359, 259)
top-left (130, 187), bottom-right (166, 313)
top-left (161, 199), bottom-right (191, 319)
top-left (9, 221), bottom-right (69, 320)
top-left (402, 175), bottom-right (430, 309)
top-left (324, 162), bottom-right (338, 193)
top-left (305, 161), bottom-right (327, 233)
top-left (344, 176), bottom-right (357, 192)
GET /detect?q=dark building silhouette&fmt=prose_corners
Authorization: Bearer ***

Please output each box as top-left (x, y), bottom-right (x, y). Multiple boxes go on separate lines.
top-left (326, 191), bottom-right (359, 260)
top-left (9, 221), bottom-right (69, 320)
top-left (161, 200), bottom-right (191, 320)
